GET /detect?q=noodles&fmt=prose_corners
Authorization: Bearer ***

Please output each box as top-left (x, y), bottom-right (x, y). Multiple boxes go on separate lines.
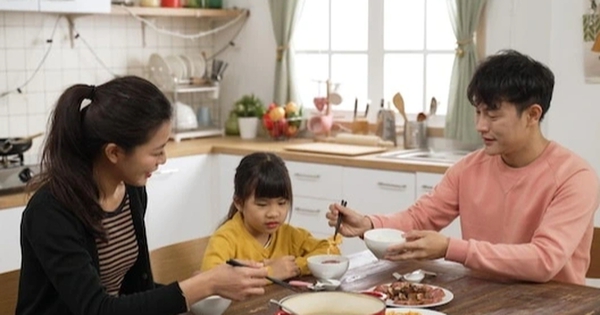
top-left (326, 234), bottom-right (342, 255)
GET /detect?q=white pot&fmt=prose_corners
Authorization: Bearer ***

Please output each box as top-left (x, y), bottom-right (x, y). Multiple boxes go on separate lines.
top-left (238, 117), bottom-right (259, 139)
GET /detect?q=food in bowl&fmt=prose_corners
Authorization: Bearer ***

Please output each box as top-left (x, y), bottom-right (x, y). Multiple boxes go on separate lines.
top-left (321, 259), bottom-right (341, 264)
top-left (190, 295), bottom-right (231, 315)
top-left (307, 254), bottom-right (349, 280)
top-left (275, 291), bottom-right (386, 315)
top-left (363, 228), bottom-right (406, 259)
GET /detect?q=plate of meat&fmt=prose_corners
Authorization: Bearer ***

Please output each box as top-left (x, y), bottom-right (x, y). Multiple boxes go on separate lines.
top-left (370, 281), bottom-right (453, 308)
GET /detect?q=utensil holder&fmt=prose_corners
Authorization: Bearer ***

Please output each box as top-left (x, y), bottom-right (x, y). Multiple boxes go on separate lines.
top-left (351, 119), bottom-right (369, 135)
top-left (403, 120), bottom-right (427, 149)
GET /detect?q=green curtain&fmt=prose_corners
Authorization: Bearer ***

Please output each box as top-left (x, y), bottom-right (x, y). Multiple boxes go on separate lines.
top-left (268, 0), bottom-right (305, 105)
top-left (444, 0), bottom-right (487, 144)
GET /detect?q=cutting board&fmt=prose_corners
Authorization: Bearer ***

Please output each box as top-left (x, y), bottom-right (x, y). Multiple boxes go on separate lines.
top-left (284, 142), bottom-right (387, 156)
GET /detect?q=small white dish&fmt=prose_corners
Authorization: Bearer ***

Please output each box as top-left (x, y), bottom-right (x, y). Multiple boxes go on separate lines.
top-left (313, 279), bottom-right (341, 291)
top-left (392, 270), bottom-right (425, 283)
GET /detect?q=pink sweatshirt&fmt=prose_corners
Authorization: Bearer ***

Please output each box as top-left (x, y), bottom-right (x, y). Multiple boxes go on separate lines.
top-left (369, 142), bottom-right (599, 284)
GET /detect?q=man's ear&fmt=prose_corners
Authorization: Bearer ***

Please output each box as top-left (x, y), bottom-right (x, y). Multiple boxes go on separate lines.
top-left (104, 143), bottom-right (123, 164)
top-left (526, 104), bottom-right (543, 125)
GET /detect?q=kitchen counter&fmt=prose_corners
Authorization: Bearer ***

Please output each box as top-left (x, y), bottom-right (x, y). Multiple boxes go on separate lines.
top-left (0, 136), bottom-right (450, 210)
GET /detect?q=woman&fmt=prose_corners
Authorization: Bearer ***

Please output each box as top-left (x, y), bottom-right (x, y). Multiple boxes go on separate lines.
top-left (16, 76), bottom-right (268, 315)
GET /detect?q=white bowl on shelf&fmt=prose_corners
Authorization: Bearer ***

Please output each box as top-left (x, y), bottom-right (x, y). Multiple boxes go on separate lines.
top-left (174, 102), bottom-right (198, 130)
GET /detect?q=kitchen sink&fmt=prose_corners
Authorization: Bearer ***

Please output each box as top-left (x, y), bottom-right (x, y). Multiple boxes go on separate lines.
top-left (378, 148), bottom-right (472, 164)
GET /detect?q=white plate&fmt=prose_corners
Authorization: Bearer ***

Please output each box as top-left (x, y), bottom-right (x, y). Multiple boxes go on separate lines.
top-left (369, 282), bottom-right (453, 309)
top-left (386, 309), bottom-right (447, 315)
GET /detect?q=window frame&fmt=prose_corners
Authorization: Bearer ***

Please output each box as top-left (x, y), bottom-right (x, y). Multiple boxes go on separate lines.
top-left (294, 0), bottom-right (477, 128)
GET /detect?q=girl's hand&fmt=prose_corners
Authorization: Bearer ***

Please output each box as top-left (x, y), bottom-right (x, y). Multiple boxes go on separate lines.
top-left (207, 262), bottom-right (269, 301)
top-left (263, 256), bottom-right (300, 280)
top-left (326, 203), bottom-right (373, 237)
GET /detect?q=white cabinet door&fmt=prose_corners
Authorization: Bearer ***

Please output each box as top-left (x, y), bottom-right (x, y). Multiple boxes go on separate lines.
top-left (145, 155), bottom-right (212, 251)
top-left (39, 0), bottom-right (110, 13)
top-left (0, 0), bottom-right (38, 11)
top-left (0, 206), bottom-right (25, 273)
top-left (286, 161), bottom-right (343, 201)
top-left (416, 172), bottom-right (461, 239)
top-left (342, 167), bottom-right (416, 216)
top-left (215, 154), bottom-right (243, 229)
top-left (289, 196), bottom-right (337, 235)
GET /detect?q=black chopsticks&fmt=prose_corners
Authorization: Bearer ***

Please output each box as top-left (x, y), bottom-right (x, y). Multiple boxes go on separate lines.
top-left (333, 200), bottom-right (347, 240)
top-left (225, 259), bottom-right (300, 292)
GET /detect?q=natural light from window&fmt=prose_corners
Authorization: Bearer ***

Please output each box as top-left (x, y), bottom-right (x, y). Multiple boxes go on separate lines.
top-left (294, 0), bottom-right (455, 116)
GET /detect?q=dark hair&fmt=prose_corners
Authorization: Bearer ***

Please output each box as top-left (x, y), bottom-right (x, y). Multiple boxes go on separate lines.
top-left (222, 152), bottom-right (293, 224)
top-left (467, 49), bottom-right (555, 121)
top-left (28, 76), bottom-right (172, 240)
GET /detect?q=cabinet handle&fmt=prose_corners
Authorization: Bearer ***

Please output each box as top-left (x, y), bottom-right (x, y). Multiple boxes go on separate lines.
top-left (294, 207), bottom-right (321, 214)
top-left (294, 173), bottom-right (321, 180)
top-left (377, 182), bottom-right (407, 190)
top-left (421, 184), bottom-right (434, 190)
top-left (154, 169), bottom-right (179, 175)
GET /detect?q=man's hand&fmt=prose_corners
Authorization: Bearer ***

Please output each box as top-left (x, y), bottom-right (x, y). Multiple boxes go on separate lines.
top-left (384, 230), bottom-right (450, 261)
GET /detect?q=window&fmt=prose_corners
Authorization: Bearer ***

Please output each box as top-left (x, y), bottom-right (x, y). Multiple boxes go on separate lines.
top-left (294, 0), bottom-right (455, 118)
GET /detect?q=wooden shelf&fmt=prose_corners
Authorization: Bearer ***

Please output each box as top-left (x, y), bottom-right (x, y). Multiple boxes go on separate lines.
top-left (110, 5), bottom-right (247, 18)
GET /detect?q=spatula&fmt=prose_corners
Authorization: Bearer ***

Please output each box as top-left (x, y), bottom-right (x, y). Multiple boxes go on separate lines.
top-left (392, 92), bottom-right (408, 123)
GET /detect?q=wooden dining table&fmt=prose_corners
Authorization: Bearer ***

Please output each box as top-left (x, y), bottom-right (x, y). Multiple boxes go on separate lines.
top-left (222, 250), bottom-right (600, 315)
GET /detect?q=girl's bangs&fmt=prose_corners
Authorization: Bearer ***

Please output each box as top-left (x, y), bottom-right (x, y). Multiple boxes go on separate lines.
top-left (252, 166), bottom-right (291, 200)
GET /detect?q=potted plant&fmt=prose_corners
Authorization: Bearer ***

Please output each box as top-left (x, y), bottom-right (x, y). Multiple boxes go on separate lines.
top-left (233, 94), bottom-right (265, 139)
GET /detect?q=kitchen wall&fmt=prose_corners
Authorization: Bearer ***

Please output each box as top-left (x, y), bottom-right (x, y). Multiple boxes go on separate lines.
top-left (0, 11), bottom-right (213, 163)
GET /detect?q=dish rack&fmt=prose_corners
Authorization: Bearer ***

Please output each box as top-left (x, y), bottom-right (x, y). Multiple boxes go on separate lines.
top-left (147, 53), bottom-right (224, 142)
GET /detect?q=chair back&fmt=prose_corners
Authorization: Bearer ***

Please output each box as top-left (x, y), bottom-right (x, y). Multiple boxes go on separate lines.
top-left (150, 236), bottom-right (210, 284)
top-left (0, 269), bottom-right (20, 315)
top-left (587, 227), bottom-right (600, 278)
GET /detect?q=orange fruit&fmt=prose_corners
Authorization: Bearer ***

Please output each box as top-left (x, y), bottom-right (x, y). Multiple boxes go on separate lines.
top-left (268, 106), bottom-right (286, 122)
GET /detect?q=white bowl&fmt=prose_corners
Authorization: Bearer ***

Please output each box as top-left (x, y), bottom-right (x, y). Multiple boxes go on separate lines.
top-left (190, 295), bottom-right (231, 315)
top-left (363, 228), bottom-right (406, 259)
top-left (307, 254), bottom-right (349, 280)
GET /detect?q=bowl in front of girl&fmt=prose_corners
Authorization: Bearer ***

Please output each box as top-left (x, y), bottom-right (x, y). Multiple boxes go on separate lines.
top-left (307, 254), bottom-right (349, 280)
top-left (363, 228), bottom-right (406, 259)
top-left (190, 295), bottom-right (231, 315)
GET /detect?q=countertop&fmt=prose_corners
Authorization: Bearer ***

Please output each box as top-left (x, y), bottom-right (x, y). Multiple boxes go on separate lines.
top-left (0, 136), bottom-right (450, 210)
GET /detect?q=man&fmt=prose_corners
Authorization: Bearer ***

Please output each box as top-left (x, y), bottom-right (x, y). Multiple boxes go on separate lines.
top-left (327, 50), bottom-right (600, 285)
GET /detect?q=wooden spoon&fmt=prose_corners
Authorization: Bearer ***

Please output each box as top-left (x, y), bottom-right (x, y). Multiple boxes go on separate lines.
top-left (392, 92), bottom-right (408, 123)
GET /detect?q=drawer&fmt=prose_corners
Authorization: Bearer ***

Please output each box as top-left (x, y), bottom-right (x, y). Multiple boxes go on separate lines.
top-left (286, 161), bottom-right (343, 200)
top-left (416, 172), bottom-right (443, 198)
top-left (342, 167), bottom-right (416, 215)
top-left (289, 196), bottom-right (337, 235)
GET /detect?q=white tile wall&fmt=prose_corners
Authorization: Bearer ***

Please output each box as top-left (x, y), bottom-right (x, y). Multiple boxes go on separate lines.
top-left (0, 11), bottom-right (214, 164)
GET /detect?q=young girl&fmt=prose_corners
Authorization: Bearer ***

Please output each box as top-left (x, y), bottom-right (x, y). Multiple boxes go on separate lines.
top-left (17, 76), bottom-right (268, 315)
top-left (201, 152), bottom-right (341, 280)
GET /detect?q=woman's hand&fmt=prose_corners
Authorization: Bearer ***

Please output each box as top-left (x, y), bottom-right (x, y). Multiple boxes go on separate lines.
top-left (182, 261), bottom-right (269, 303)
top-left (384, 230), bottom-right (449, 261)
top-left (264, 255), bottom-right (300, 280)
top-left (325, 202), bottom-right (373, 237)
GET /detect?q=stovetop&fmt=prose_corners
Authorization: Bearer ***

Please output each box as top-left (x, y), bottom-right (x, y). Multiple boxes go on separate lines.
top-left (0, 154), bottom-right (24, 168)
top-left (0, 164), bottom-right (39, 195)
